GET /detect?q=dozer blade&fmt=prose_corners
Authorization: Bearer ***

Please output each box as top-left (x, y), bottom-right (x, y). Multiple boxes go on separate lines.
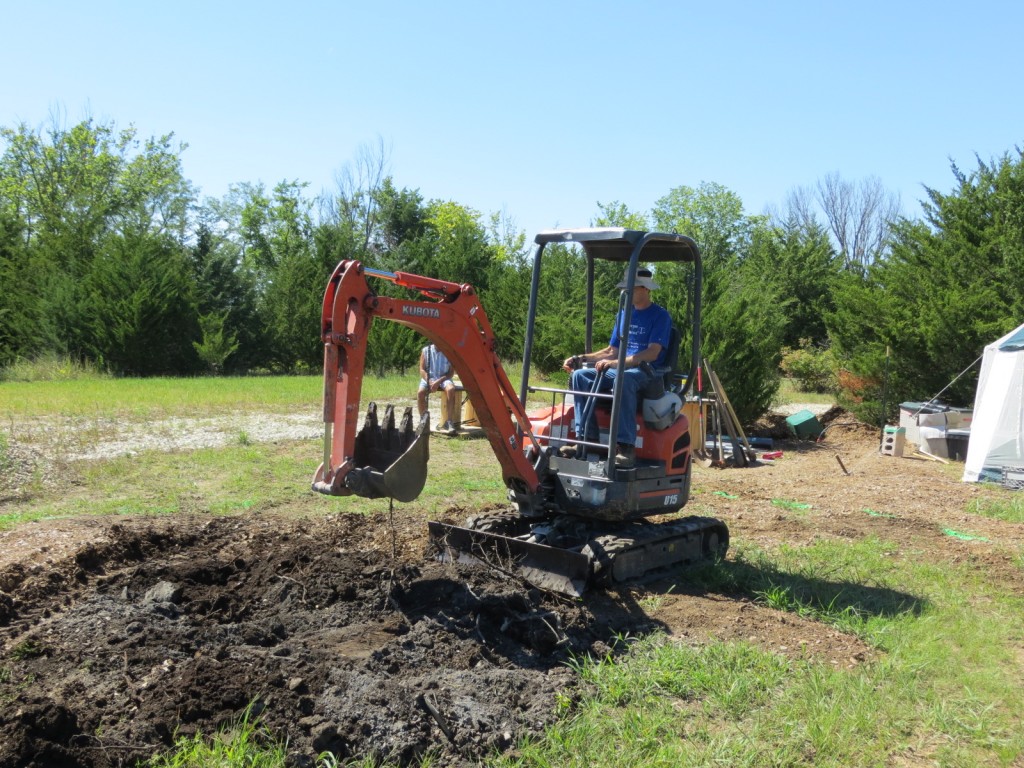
top-left (345, 404), bottom-right (430, 502)
top-left (428, 521), bottom-right (593, 597)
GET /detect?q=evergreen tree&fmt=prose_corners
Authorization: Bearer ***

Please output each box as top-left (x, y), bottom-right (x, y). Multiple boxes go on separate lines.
top-left (189, 220), bottom-right (262, 373)
top-left (82, 234), bottom-right (200, 375)
top-left (827, 149), bottom-right (1024, 421)
top-left (249, 181), bottom-right (321, 371)
top-left (0, 211), bottom-right (51, 367)
top-left (0, 116), bottom-right (196, 368)
top-left (747, 216), bottom-right (839, 348)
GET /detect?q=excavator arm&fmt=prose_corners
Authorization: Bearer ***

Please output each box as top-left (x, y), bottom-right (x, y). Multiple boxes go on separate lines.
top-left (311, 260), bottom-right (544, 503)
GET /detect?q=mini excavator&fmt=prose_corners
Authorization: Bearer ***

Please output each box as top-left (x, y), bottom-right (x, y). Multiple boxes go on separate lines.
top-left (312, 228), bottom-right (728, 595)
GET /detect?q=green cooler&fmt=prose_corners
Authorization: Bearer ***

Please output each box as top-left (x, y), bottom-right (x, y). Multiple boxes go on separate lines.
top-left (785, 409), bottom-right (823, 440)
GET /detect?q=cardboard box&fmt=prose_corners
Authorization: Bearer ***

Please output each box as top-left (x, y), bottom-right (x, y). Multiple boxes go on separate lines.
top-left (917, 411), bottom-right (948, 427)
top-left (945, 410), bottom-right (973, 429)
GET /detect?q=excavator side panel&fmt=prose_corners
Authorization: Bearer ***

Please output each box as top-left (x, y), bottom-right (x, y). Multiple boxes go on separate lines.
top-left (527, 403), bottom-right (693, 521)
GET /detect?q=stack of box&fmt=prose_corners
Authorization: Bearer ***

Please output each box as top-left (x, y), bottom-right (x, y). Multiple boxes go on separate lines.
top-left (898, 402), bottom-right (973, 459)
top-left (917, 410), bottom-right (952, 458)
top-left (1002, 467), bottom-right (1024, 491)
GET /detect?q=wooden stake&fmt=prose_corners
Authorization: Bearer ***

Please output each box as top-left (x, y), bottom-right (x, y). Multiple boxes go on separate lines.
top-left (914, 448), bottom-right (950, 464)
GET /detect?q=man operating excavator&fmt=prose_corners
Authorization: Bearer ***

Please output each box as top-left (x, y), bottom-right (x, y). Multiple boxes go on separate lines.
top-left (560, 266), bottom-right (672, 466)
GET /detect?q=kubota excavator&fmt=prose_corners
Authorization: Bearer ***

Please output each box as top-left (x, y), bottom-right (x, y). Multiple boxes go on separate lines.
top-left (312, 228), bottom-right (728, 595)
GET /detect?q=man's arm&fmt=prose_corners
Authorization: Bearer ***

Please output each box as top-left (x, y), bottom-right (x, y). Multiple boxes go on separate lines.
top-left (625, 343), bottom-right (663, 366)
top-left (594, 343), bottom-right (661, 372)
top-left (562, 344), bottom-right (617, 372)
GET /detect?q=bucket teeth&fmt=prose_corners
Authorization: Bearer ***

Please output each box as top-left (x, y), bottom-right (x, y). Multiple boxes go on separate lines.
top-left (346, 404), bottom-right (430, 502)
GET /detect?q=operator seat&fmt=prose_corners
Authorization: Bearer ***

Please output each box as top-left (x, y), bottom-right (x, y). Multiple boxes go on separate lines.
top-left (585, 325), bottom-right (684, 430)
top-left (641, 325), bottom-right (684, 429)
top-left (647, 325), bottom-right (681, 395)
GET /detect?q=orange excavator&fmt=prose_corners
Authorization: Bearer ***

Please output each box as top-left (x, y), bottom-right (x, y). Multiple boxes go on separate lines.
top-left (312, 228), bottom-right (728, 595)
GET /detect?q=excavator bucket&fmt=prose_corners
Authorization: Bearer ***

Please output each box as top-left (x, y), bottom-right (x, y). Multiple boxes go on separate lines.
top-left (344, 404), bottom-right (430, 502)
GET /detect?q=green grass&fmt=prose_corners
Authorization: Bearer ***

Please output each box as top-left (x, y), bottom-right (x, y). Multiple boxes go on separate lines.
top-left (494, 537), bottom-right (1024, 768)
top-left (144, 707), bottom-right (293, 768)
top-left (0, 362), bottom-right (543, 420)
top-left (0, 432), bottom-right (509, 531)
top-left (0, 353), bottom-right (109, 383)
top-left (774, 377), bottom-right (836, 407)
top-left (967, 492), bottom-right (1024, 523)
top-left (0, 374), bottom-right (323, 420)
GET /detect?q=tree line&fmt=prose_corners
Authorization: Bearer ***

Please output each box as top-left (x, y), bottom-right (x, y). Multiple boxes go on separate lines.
top-left (2, 116), bottom-right (1022, 426)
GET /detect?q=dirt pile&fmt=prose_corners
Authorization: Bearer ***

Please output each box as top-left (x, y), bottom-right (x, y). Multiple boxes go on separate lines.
top-left (0, 513), bottom-right (609, 766)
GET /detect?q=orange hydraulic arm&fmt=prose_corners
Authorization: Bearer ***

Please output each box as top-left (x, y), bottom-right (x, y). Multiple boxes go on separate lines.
top-left (313, 260), bottom-right (543, 500)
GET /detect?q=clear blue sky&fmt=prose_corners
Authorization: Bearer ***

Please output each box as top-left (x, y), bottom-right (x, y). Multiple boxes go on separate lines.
top-left (2, 0), bottom-right (1021, 239)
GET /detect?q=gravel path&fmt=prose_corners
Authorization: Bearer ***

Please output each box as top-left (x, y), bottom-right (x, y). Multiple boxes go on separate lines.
top-left (2, 400), bottom-right (831, 502)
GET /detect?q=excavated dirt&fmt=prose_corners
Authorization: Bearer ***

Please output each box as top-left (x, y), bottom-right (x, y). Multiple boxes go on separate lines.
top-left (2, 407), bottom-right (1022, 767)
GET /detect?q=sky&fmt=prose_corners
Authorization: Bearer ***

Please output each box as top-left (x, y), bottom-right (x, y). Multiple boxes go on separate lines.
top-left (2, 0), bottom-right (1022, 240)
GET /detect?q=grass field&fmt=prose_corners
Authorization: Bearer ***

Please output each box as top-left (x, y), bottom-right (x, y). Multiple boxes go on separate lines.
top-left (3, 371), bottom-right (1023, 767)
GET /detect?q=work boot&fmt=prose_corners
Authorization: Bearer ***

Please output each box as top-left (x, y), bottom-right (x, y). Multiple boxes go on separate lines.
top-left (558, 444), bottom-right (578, 458)
top-left (615, 443), bottom-right (635, 467)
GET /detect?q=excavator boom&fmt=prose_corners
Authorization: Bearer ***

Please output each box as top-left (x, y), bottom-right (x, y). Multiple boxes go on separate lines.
top-left (311, 260), bottom-right (543, 502)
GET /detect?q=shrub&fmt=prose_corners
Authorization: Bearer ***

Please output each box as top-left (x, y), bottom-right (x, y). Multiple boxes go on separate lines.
top-left (0, 354), bottom-right (108, 382)
top-left (779, 340), bottom-right (838, 394)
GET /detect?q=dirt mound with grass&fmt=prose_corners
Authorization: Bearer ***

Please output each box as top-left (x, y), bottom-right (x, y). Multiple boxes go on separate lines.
top-left (2, 407), bottom-right (1021, 766)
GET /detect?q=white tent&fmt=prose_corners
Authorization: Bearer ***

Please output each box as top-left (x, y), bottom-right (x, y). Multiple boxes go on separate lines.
top-left (963, 322), bottom-right (1024, 482)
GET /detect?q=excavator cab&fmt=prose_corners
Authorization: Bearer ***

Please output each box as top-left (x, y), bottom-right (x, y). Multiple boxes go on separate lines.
top-left (509, 229), bottom-right (704, 520)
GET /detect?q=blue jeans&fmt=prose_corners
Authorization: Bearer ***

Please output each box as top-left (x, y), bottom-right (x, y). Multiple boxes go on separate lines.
top-left (570, 366), bottom-right (653, 446)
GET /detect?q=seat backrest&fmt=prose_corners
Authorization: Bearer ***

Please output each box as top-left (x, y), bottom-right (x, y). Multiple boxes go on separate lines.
top-left (642, 325), bottom-right (681, 401)
top-left (655, 325), bottom-right (681, 386)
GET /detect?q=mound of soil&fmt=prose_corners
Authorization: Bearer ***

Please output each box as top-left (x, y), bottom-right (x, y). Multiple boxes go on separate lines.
top-left (2, 407), bottom-right (1021, 767)
top-left (1, 514), bottom-right (612, 767)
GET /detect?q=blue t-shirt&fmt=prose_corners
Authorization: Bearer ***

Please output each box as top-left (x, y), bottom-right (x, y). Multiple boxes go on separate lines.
top-left (609, 303), bottom-right (673, 367)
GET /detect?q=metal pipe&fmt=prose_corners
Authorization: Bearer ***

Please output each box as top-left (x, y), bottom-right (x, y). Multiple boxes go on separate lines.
top-left (605, 246), bottom-right (642, 474)
top-left (520, 242), bottom-right (545, 406)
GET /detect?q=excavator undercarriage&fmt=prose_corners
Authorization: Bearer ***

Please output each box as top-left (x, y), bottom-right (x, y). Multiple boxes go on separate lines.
top-left (429, 511), bottom-right (729, 596)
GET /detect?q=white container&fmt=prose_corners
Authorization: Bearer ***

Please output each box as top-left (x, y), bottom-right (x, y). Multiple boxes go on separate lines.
top-left (917, 425), bottom-right (949, 458)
